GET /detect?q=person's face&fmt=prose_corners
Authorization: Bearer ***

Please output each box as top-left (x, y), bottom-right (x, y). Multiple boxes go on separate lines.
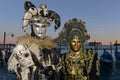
top-left (70, 38), bottom-right (82, 52)
top-left (32, 23), bottom-right (47, 39)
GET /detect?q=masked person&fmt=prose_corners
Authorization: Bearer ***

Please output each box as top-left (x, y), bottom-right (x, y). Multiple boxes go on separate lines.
top-left (59, 18), bottom-right (100, 80)
top-left (7, 1), bottom-right (61, 80)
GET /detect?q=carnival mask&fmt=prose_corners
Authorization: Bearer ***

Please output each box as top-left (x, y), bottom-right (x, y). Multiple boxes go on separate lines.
top-left (14, 44), bottom-right (34, 67)
top-left (70, 35), bottom-right (82, 52)
top-left (29, 16), bottom-right (50, 39)
top-left (32, 22), bottom-right (47, 39)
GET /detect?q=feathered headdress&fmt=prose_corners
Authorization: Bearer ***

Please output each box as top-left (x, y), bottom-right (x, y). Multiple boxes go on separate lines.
top-left (60, 18), bottom-right (90, 42)
top-left (22, 1), bottom-right (61, 32)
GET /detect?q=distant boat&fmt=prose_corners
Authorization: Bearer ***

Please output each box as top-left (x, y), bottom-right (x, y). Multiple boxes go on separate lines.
top-left (100, 49), bottom-right (113, 67)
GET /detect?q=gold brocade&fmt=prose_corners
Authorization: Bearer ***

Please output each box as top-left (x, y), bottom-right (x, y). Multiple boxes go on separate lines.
top-left (61, 49), bottom-right (97, 80)
top-left (71, 66), bottom-right (75, 75)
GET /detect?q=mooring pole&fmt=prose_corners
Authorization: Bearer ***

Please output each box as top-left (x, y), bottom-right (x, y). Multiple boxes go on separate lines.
top-left (3, 32), bottom-right (6, 48)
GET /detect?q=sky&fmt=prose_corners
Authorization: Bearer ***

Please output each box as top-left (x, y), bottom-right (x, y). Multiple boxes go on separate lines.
top-left (0, 0), bottom-right (120, 45)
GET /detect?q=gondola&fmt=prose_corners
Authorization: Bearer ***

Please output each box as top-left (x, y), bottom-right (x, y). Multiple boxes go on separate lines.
top-left (100, 49), bottom-right (113, 67)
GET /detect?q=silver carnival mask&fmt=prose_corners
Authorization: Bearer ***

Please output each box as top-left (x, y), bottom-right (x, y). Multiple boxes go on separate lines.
top-left (32, 23), bottom-right (47, 39)
top-left (30, 16), bottom-right (50, 39)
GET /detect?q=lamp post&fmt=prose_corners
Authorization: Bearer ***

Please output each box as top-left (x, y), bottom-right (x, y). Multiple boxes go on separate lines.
top-left (3, 32), bottom-right (14, 48)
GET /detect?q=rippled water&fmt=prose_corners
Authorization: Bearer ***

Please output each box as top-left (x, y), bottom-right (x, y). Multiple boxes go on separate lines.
top-left (98, 49), bottom-right (120, 80)
top-left (100, 62), bottom-right (120, 80)
top-left (0, 49), bottom-right (120, 80)
top-left (0, 64), bottom-right (17, 80)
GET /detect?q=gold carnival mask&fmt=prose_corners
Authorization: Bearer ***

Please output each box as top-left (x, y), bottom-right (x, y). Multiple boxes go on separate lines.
top-left (70, 34), bottom-right (82, 52)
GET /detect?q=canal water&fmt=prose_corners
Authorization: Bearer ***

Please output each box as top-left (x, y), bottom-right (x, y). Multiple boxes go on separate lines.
top-left (0, 50), bottom-right (120, 80)
top-left (0, 64), bottom-right (17, 80)
top-left (98, 49), bottom-right (120, 80)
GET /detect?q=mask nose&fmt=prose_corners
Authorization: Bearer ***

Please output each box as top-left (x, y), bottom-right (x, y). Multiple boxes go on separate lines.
top-left (38, 27), bottom-right (42, 33)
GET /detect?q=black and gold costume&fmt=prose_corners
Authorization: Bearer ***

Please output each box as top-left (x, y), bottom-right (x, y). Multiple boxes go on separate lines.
top-left (18, 34), bottom-right (60, 80)
top-left (60, 49), bottom-right (99, 80)
top-left (58, 18), bottom-right (100, 80)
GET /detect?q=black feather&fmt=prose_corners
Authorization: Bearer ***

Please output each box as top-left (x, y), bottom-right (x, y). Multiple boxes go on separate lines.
top-left (24, 1), bottom-right (36, 11)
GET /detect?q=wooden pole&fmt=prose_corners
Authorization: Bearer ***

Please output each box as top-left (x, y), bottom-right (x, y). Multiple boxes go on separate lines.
top-left (115, 40), bottom-right (118, 52)
top-left (110, 42), bottom-right (112, 54)
top-left (3, 32), bottom-right (6, 48)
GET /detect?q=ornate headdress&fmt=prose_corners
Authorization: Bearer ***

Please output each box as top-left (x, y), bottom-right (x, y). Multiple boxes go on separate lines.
top-left (60, 18), bottom-right (90, 42)
top-left (68, 28), bottom-right (82, 41)
top-left (22, 1), bottom-right (61, 32)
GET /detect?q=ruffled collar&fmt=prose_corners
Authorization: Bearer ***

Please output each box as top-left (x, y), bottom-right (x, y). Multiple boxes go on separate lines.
top-left (17, 34), bottom-right (56, 49)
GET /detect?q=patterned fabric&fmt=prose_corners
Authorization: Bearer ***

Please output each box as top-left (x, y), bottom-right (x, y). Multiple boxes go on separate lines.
top-left (60, 49), bottom-right (100, 80)
top-left (18, 35), bottom-right (60, 80)
top-left (8, 34), bottom-right (60, 80)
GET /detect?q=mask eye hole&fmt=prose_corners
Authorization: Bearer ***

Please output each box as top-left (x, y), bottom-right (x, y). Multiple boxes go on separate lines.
top-left (42, 25), bottom-right (46, 28)
top-left (24, 53), bottom-right (30, 58)
top-left (40, 53), bottom-right (43, 57)
top-left (37, 20), bottom-right (40, 23)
